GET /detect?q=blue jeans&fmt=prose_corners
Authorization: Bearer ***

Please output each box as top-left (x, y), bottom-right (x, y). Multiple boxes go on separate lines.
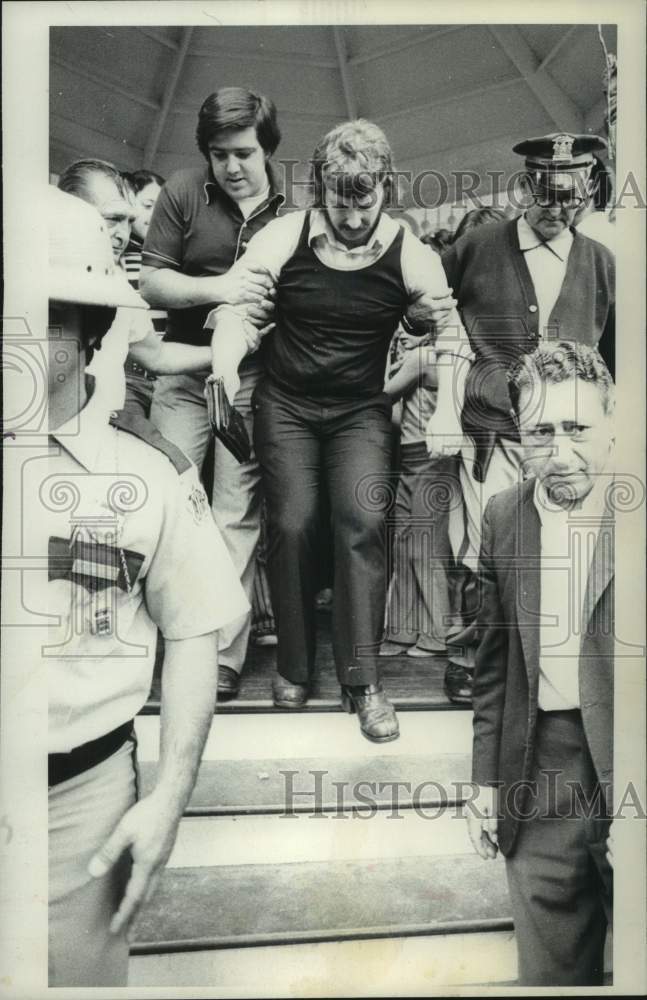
top-left (253, 378), bottom-right (393, 687)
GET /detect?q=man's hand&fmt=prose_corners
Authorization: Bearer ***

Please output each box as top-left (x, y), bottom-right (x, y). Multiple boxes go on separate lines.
top-left (218, 263), bottom-right (275, 309)
top-left (465, 785), bottom-right (499, 860)
top-left (88, 791), bottom-right (183, 936)
top-left (406, 290), bottom-right (457, 333)
top-left (426, 403), bottom-right (465, 457)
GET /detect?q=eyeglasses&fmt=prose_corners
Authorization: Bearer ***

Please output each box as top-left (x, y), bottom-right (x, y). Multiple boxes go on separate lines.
top-left (529, 189), bottom-right (586, 209)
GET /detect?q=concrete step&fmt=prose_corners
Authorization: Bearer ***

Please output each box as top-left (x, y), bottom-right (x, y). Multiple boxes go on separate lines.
top-left (134, 709), bottom-right (474, 763)
top-left (131, 853), bottom-right (512, 955)
top-left (165, 809), bottom-right (479, 869)
top-left (130, 928), bottom-right (519, 990)
top-left (138, 753), bottom-right (472, 816)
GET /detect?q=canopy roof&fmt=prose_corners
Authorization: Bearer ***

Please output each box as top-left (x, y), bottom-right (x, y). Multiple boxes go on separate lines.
top-left (50, 23), bottom-right (614, 217)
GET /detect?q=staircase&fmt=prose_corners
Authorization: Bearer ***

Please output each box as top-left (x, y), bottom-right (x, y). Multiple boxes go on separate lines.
top-left (128, 616), bottom-right (523, 991)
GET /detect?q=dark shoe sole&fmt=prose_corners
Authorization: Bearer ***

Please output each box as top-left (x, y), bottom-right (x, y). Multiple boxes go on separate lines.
top-left (272, 695), bottom-right (308, 709)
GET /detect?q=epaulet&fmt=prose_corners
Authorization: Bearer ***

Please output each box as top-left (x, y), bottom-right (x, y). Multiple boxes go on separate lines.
top-left (110, 411), bottom-right (192, 475)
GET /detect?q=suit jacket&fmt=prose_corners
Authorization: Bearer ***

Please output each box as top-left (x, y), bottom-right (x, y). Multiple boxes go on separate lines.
top-left (441, 221), bottom-right (615, 472)
top-left (471, 478), bottom-right (614, 856)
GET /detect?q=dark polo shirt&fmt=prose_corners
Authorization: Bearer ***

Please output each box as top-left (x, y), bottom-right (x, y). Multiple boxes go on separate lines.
top-left (142, 164), bottom-right (284, 347)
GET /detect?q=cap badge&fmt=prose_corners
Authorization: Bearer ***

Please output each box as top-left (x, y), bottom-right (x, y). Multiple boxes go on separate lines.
top-left (552, 134), bottom-right (575, 162)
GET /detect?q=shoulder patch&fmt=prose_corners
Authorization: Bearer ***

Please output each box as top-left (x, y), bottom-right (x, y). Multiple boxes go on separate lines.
top-left (187, 483), bottom-right (210, 524)
top-left (110, 411), bottom-right (192, 475)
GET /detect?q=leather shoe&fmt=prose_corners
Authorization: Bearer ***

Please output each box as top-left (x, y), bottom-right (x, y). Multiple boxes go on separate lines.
top-left (341, 684), bottom-right (400, 743)
top-left (217, 665), bottom-right (240, 701)
top-left (272, 673), bottom-right (309, 708)
top-left (444, 663), bottom-right (474, 705)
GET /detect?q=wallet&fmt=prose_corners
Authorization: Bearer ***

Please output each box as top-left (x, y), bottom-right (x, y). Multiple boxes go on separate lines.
top-left (204, 375), bottom-right (252, 464)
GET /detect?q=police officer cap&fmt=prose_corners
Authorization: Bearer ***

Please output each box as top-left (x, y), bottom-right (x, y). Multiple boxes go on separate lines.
top-left (513, 132), bottom-right (607, 192)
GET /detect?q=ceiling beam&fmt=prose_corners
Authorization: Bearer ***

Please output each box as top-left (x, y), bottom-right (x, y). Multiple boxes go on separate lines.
top-left (537, 25), bottom-right (578, 71)
top-left (488, 25), bottom-right (583, 132)
top-left (143, 27), bottom-right (193, 169)
top-left (51, 55), bottom-right (160, 111)
top-left (377, 75), bottom-right (521, 125)
top-left (347, 25), bottom-right (466, 67)
top-left (397, 132), bottom-right (521, 172)
top-left (189, 45), bottom-right (336, 69)
top-left (137, 27), bottom-right (179, 51)
top-left (332, 27), bottom-right (357, 119)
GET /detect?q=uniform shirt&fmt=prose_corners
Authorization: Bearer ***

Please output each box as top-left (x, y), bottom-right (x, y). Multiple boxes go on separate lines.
top-left (142, 164), bottom-right (284, 346)
top-left (517, 214), bottom-right (574, 340)
top-left (86, 263), bottom-right (153, 411)
top-left (31, 382), bottom-right (248, 752)
top-left (535, 476), bottom-right (608, 711)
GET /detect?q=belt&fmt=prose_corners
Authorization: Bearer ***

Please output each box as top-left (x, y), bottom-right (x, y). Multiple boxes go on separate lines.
top-left (48, 721), bottom-right (134, 787)
top-left (125, 357), bottom-right (156, 382)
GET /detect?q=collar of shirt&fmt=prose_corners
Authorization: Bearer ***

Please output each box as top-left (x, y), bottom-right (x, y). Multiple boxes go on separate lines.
top-left (308, 208), bottom-right (397, 258)
top-left (533, 469), bottom-right (610, 526)
top-left (202, 161), bottom-right (285, 213)
top-left (50, 376), bottom-right (114, 473)
top-left (518, 213), bottom-right (574, 258)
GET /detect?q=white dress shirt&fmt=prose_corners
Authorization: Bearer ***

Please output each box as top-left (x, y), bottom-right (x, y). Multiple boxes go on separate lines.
top-left (517, 215), bottom-right (574, 340)
top-left (534, 475), bottom-right (608, 711)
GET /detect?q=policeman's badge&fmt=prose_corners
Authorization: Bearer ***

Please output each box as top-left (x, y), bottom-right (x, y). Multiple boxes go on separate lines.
top-left (552, 134), bottom-right (575, 162)
top-left (188, 485), bottom-right (209, 524)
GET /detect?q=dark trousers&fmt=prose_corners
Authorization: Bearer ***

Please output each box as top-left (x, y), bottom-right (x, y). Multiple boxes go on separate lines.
top-left (505, 710), bottom-right (612, 986)
top-left (253, 378), bottom-right (393, 686)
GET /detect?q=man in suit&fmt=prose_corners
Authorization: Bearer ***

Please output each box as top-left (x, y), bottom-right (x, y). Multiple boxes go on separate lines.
top-left (437, 132), bottom-right (615, 704)
top-left (466, 341), bottom-right (615, 986)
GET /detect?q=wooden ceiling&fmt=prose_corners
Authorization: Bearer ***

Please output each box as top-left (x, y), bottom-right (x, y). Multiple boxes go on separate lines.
top-left (50, 23), bottom-right (615, 210)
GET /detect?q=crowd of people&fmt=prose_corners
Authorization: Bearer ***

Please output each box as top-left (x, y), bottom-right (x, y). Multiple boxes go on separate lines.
top-left (43, 85), bottom-right (616, 989)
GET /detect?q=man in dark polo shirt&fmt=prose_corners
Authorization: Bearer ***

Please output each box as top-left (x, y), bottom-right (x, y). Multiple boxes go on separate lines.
top-left (140, 87), bottom-right (282, 700)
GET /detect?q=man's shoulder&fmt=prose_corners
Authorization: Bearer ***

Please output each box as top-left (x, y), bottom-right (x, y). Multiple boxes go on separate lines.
top-left (164, 165), bottom-right (209, 199)
top-left (455, 219), bottom-right (513, 252)
top-left (110, 411), bottom-right (193, 477)
top-left (573, 225), bottom-right (615, 266)
top-left (486, 478), bottom-right (534, 522)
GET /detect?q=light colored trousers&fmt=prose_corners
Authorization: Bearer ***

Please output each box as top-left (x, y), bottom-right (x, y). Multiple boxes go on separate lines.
top-left (150, 362), bottom-right (262, 674)
top-left (449, 436), bottom-right (525, 571)
top-left (49, 741), bottom-right (136, 987)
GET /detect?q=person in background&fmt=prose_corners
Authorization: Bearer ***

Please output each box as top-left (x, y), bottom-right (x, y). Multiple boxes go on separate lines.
top-left (452, 206), bottom-right (507, 242)
top-left (139, 87), bottom-right (282, 701)
top-left (57, 159), bottom-right (216, 416)
top-left (436, 131), bottom-right (615, 704)
top-left (206, 119), bottom-right (471, 742)
top-left (44, 188), bottom-right (248, 987)
top-left (379, 328), bottom-right (449, 657)
top-left (121, 169), bottom-right (167, 416)
top-left (467, 341), bottom-right (614, 986)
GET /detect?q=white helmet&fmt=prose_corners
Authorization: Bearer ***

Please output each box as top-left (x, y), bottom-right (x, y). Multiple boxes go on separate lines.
top-left (48, 186), bottom-right (145, 309)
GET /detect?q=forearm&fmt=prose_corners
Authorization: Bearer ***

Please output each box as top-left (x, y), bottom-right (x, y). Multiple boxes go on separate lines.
top-left (153, 632), bottom-right (219, 816)
top-left (140, 266), bottom-right (228, 311)
top-left (130, 335), bottom-right (211, 375)
top-left (384, 365), bottom-right (419, 401)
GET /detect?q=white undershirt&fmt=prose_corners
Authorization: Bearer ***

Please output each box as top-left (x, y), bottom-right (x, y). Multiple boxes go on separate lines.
top-left (236, 184), bottom-right (271, 219)
top-left (517, 215), bottom-right (574, 340)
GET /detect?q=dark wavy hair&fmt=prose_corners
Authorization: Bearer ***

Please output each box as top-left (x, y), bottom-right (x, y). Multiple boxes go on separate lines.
top-left (122, 169), bottom-right (165, 194)
top-left (508, 341), bottom-right (615, 416)
top-left (196, 87), bottom-right (281, 158)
